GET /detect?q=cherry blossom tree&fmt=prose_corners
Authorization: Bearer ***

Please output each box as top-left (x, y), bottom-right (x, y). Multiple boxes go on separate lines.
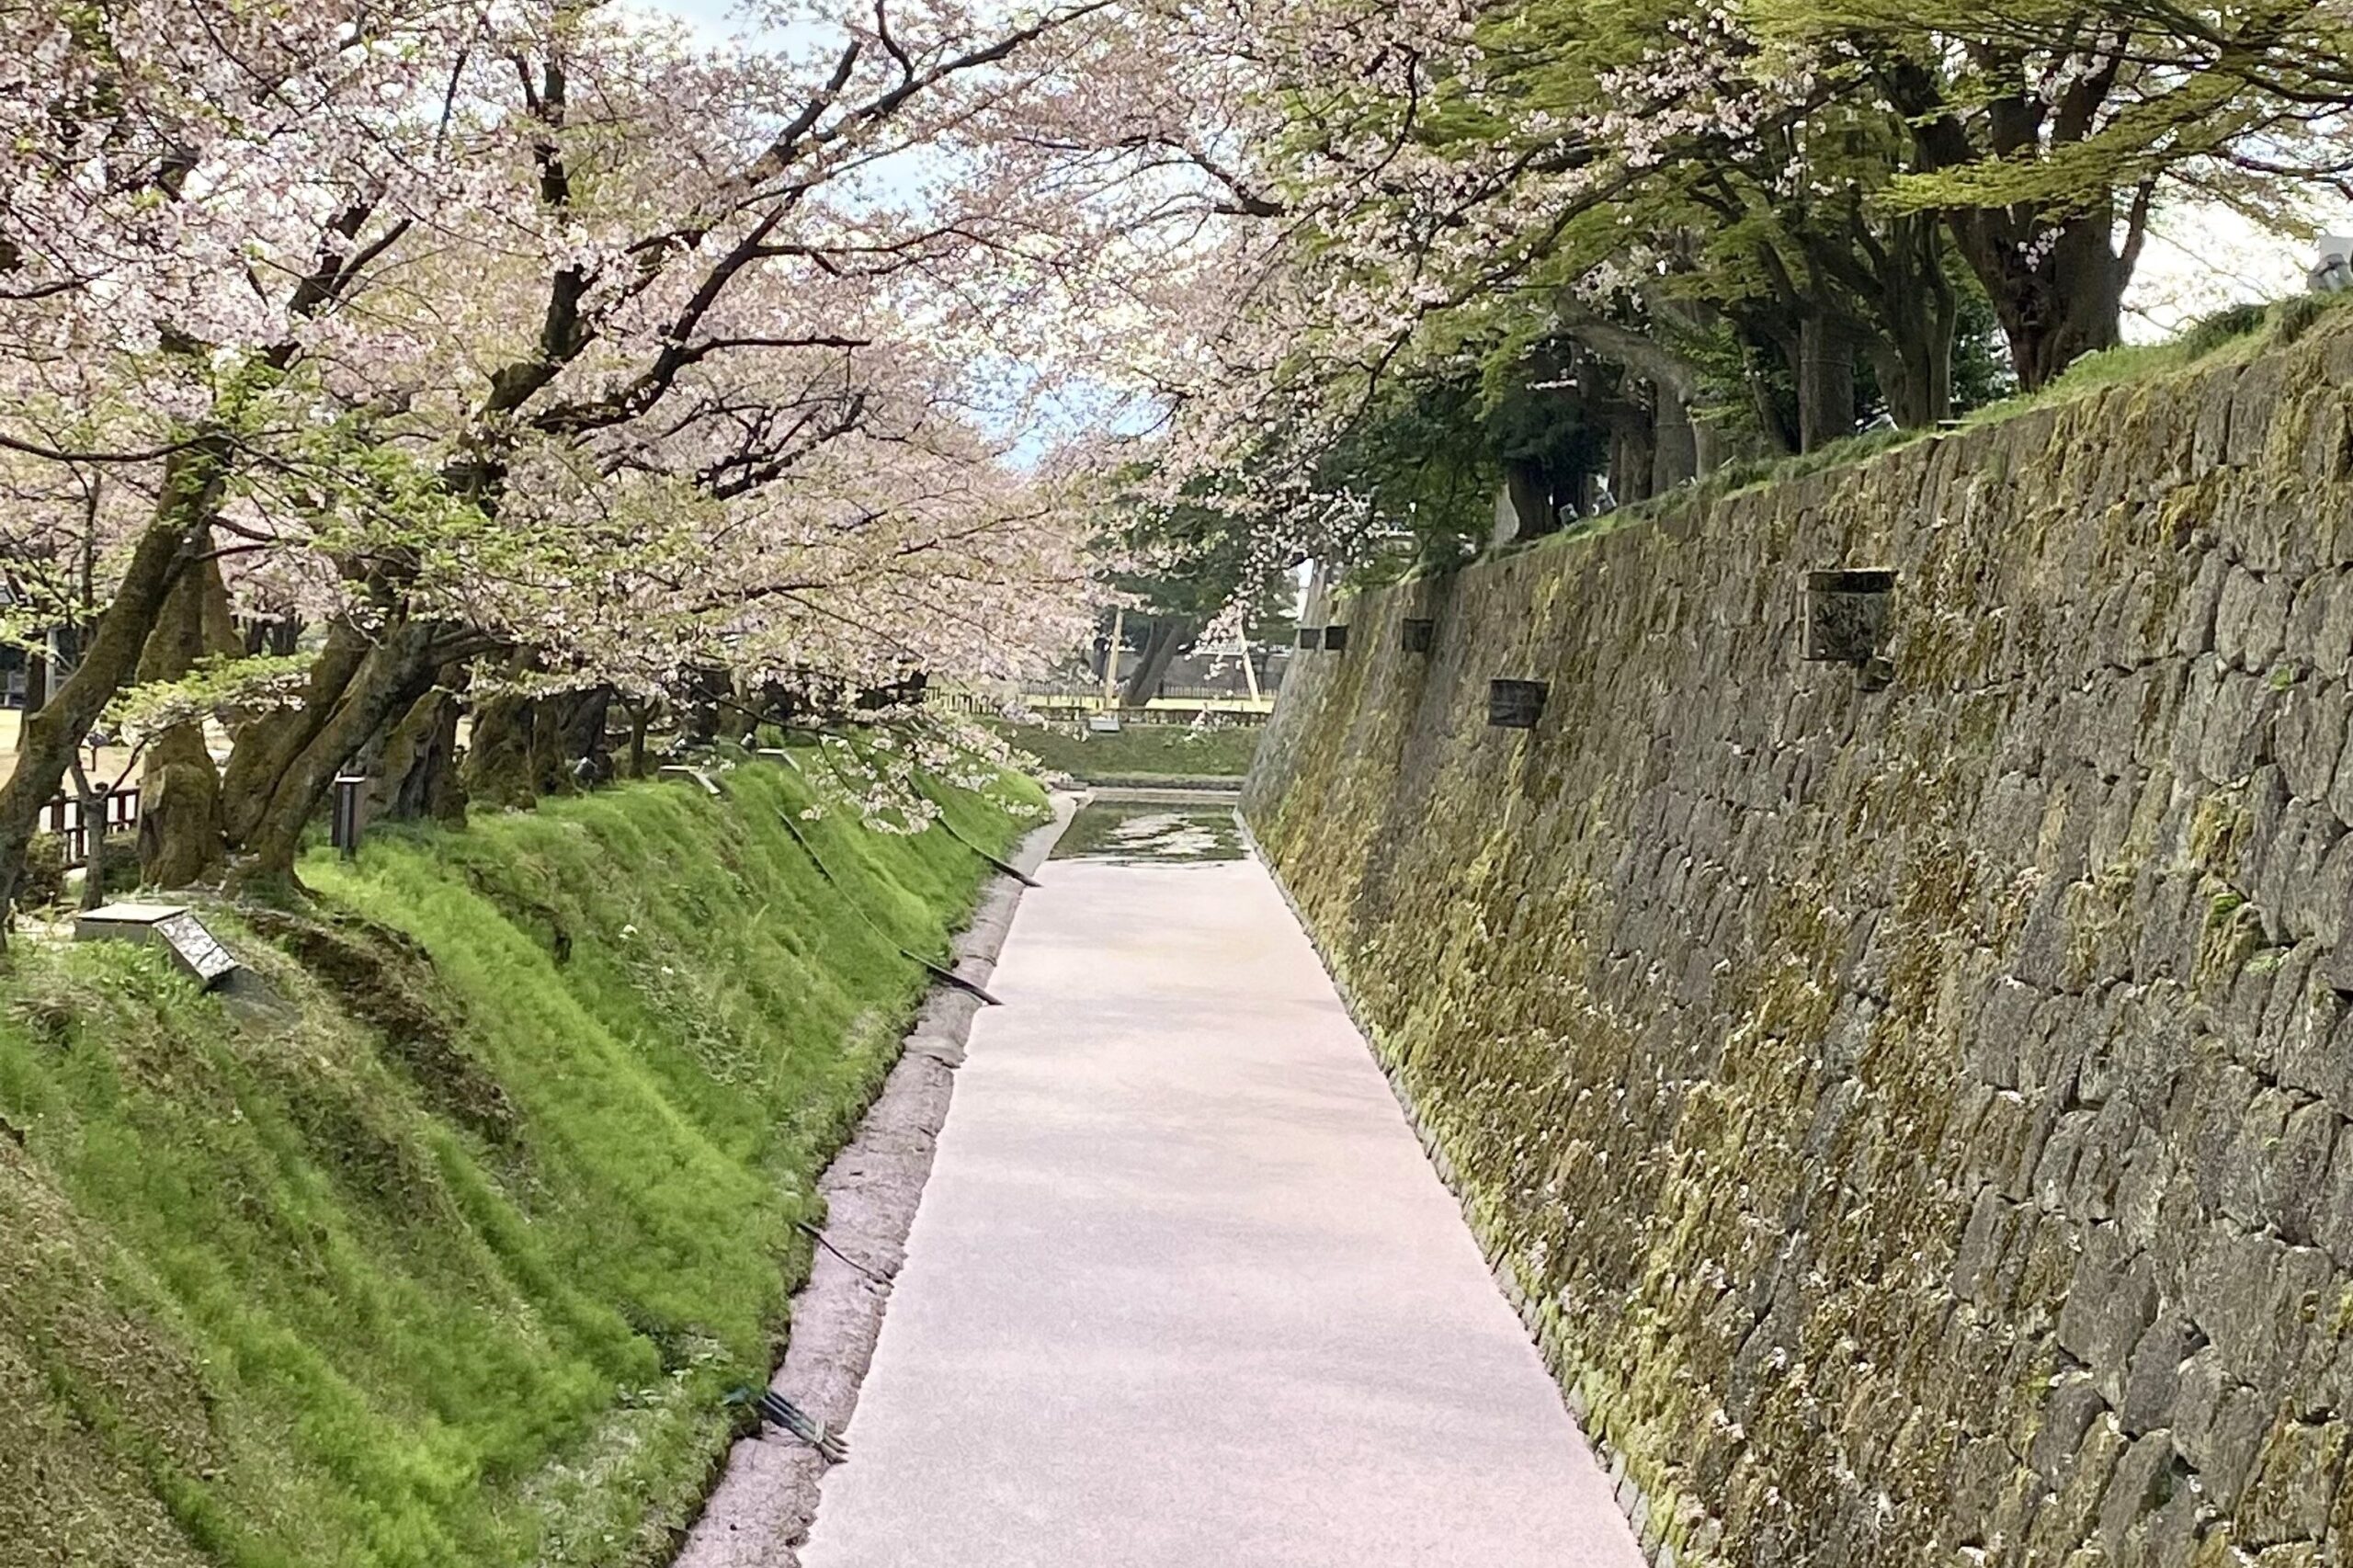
top-left (0, 0), bottom-right (1262, 915)
top-left (0, 0), bottom-right (497, 931)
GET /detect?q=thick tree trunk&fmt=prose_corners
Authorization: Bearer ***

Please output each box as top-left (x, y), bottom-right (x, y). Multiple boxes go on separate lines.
top-left (221, 618), bottom-right (368, 846)
top-left (677, 665), bottom-right (727, 748)
top-left (551, 686), bottom-right (612, 787)
top-left (1654, 391), bottom-right (1700, 491)
top-left (1881, 62), bottom-right (2135, 393)
top-left (1608, 419), bottom-right (1654, 506)
top-left (462, 687), bottom-right (540, 812)
top-left (625, 699), bottom-right (652, 778)
top-left (1796, 313), bottom-right (1859, 452)
top-left (1120, 619), bottom-right (1190, 708)
top-left (1745, 356), bottom-right (1802, 457)
top-left (135, 537), bottom-right (238, 886)
top-left (0, 438), bottom-right (229, 942)
top-left (1945, 208), bottom-right (2125, 391)
top-left (370, 686), bottom-right (467, 824)
top-left (232, 621), bottom-right (441, 891)
top-left (139, 726), bottom-right (225, 888)
top-left (1502, 460), bottom-right (1556, 539)
top-left (1881, 217), bottom-right (1958, 426)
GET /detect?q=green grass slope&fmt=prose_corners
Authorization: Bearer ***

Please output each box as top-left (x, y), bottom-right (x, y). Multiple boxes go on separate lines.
top-left (995, 720), bottom-right (1262, 784)
top-left (0, 755), bottom-right (1041, 1568)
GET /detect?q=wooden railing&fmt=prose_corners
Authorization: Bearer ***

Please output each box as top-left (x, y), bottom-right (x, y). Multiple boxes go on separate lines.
top-left (39, 787), bottom-right (140, 869)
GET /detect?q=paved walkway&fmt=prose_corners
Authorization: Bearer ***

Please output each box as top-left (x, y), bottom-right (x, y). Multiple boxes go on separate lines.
top-left (800, 849), bottom-right (1644, 1568)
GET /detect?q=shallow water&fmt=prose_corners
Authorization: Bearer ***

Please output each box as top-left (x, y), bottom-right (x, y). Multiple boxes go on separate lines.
top-left (1051, 801), bottom-right (1245, 864)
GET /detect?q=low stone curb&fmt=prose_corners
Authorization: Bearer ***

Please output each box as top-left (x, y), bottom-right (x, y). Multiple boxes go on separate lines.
top-left (671, 794), bottom-right (1076, 1568)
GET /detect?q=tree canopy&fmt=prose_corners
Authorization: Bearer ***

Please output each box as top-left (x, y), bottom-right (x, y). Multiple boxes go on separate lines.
top-left (0, 0), bottom-right (2342, 918)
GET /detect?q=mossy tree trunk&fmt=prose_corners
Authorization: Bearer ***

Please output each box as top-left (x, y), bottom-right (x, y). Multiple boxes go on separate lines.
top-left (222, 619), bottom-right (369, 848)
top-left (1796, 312), bottom-right (1859, 453)
top-left (460, 690), bottom-right (539, 812)
top-left (232, 619), bottom-right (443, 891)
top-left (136, 534), bottom-right (241, 887)
top-left (370, 685), bottom-right (467, 825)
top-left (550, 686), bottom-right (612, 787)
top-left (0, 438), bottom-right (231, 943)
top-left (1653, 390), bottom-right (1699, 490)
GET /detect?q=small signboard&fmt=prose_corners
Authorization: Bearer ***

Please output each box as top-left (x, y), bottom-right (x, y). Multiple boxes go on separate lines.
top-left (75, 903), bottom-right (240, 990)
top-left (1487, 679), bottom-right (1548, 730)
top-left (1803, 569), bottom-right (1895, 665)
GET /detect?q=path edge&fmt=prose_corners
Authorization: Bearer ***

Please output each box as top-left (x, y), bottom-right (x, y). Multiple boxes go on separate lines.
top-left (671, 792), bottom-right (1078, 1568)
top-left (1233, 809), bottom-right (1701, 1568)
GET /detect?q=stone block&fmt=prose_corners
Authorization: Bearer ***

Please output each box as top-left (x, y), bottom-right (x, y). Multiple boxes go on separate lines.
top-left (2237, 1413), bottom-right (2352, 1546)
top-left (2304, 571), bottom-right (2353, 676)
top-left (2179, 551), bottom-right (2230, 656)
top-left (74, 903), bottom-right (239, 990)
top-left (2057, 1226), bottom-right (2159, 1384)
top-left (2274, 679), bottom-right (2348, 802)
top-left (2229, 358), bottom-right (2290, 472)
top-left (2095, 1431), bottom-right (2178, 1552)
top-left (2196, 668), bottom-right (2281, 784)
top-left (658, 764), bottom-right (723, 796)
top-left (2030, 1371), bottom-right (2112, 1483)
top-left (2215, 567), bottom-right (2266, 668)
top-left (2117, 1317), bottom-right (2194, 1436)
top-left (2274, 978), bottom-right (2351, 1107)
top-left (2172, 1346), bottom-right (2270, 1510)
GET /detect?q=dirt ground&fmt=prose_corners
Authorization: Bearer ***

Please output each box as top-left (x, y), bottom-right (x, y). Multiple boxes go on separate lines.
top-left (0, 710), bottom-right (217, 791)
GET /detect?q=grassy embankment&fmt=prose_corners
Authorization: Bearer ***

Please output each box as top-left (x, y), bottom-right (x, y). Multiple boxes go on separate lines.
top-left (0, 753), bottom-right (1041, 1568)
top-left (993, 720), bottom-right (1261, 787)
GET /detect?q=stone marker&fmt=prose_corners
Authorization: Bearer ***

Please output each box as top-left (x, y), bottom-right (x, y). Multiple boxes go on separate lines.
top-left (75, 903), bottom-right (240, 989)
top-left (1803, 568), bottom-right (1895, 665)
top-left (1488, 678), bottom-right (1548, 730)
top-left (1086, 714), bottom-right (1121, 733)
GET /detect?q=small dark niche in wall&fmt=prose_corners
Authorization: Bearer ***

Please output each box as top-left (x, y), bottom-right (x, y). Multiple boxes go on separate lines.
top-left (1402, 619), bottom-right (1436, 653)
top-left (1323, 624), bottom-right (1350, 652)
top-left (1295, 627), bottom-right (1321, 650)
top-left (1804, 568), bottom-right (1895, 666)
top-left (1488, 679), bottom-right (1547, 730)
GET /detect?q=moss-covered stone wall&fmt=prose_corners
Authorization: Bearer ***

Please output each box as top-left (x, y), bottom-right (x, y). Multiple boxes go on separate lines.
top-left (1245, 319), bottom-right (2353, 1568)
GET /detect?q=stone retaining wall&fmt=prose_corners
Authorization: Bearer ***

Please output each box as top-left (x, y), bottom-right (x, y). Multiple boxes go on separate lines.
top-left (1245, 317), bottom-right (2353, 1568)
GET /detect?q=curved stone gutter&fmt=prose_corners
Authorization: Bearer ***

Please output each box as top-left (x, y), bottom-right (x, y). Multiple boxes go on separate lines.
top-left (671, 794), bottom-right (1075, 1568)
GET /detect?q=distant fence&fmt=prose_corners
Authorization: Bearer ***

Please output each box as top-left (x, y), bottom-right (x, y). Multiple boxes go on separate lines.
top-left (39, 788), bottom-right (139, 869)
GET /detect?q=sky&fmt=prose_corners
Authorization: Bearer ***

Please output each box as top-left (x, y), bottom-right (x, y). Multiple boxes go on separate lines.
top-left (634, 0), bottom-right (767, 41)
top-left (638, 0), bottom-right (2343, 344)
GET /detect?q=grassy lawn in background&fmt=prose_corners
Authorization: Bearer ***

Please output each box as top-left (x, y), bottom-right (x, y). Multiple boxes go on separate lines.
top-left (994, 720), bottom-right (1262, 785)
top-left (0, 756), bottom-right (1042, 1568)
